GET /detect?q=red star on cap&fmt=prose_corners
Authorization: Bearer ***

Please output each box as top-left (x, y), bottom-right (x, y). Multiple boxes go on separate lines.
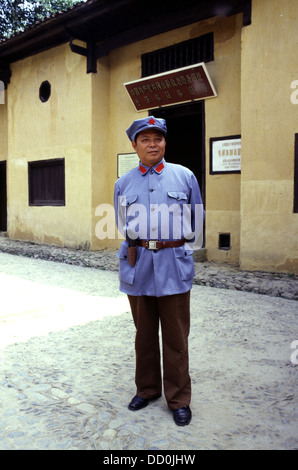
top-left (148, 118), bottom-right (156, 125)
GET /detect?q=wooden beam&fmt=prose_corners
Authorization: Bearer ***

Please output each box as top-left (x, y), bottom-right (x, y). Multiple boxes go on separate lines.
top-left (69, 40), bottom-right (102, 73)
top-left (0, 61), bottom-right (11, 86)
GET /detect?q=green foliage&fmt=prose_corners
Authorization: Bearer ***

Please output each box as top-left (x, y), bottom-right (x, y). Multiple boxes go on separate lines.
top-left (0, 0), bottom-right (82, 40)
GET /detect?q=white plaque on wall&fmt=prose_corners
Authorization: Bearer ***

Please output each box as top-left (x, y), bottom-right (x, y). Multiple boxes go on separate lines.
top-left (210, 135), bottom-right (241, 174)
top-left (117, 153), bottom-right (139, 178)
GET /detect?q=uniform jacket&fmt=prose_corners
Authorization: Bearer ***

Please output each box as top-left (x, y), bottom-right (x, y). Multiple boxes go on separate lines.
top-left (114, 158), bottom-right (204, 297)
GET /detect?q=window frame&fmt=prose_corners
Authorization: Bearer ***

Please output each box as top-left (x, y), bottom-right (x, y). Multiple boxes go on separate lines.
top-left (28, 158), bottom-right (65, 207)
top-left (141, 33), bottom-right (214, 78)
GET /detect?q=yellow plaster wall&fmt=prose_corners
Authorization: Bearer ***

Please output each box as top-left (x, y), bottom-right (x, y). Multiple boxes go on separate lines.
top-left (6, 3), bottom-right (296, 274)
top-left (204, 15), bottom-right (242, 263)
top-left (0, 97), bottom-right (7, 162)
top-left (240, 0), bottom-right (298, 273)
top-left (7, 43), bottom-right (93, 248)
top-left (103, 15), bottom-right (242, 259)
top-left (91, 56), bottom-right (119, 249)
top-left (6, 15), bottom-right (243, 256)
top-left (0, 93), bottom-right (8, 233)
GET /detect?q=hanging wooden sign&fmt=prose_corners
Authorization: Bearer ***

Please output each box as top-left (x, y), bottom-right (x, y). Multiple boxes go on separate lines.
top-left (124, 63), bottom-right (217, 112)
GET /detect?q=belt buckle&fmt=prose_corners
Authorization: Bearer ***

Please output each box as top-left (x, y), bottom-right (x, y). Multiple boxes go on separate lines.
top-left (148, 240), bottom-right (158, 250)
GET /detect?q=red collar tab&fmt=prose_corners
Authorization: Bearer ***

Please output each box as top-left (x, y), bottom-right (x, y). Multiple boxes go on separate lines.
top-left (139, 164), bottom-right (148, 175)
top-left (154, 162), bottom-right (164, 174)
top-left (139, 161), bottom-right (165, 175)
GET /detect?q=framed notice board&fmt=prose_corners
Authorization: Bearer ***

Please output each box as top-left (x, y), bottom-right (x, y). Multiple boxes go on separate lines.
top-left (117, 153), bottom-right (139, 178)
top-left (210, 135), bottom-right (241, 174)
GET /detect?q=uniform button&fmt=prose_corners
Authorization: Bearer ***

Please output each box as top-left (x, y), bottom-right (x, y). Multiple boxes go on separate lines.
top-left (149, 188), bottom-right (154, 192)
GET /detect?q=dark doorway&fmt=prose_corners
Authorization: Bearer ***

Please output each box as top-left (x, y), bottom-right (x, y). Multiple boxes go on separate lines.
top-left (0, 161), bottom-right (7, 232)
top-left (150, 101), bottom-right (205, 206)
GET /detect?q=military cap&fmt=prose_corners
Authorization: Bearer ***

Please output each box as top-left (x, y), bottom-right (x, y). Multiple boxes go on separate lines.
top-left (126, 116), bottom-right (167, 142)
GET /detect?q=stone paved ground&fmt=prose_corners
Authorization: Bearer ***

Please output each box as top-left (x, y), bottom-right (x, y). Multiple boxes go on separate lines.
top-left (0, 243), bottom-right (297, 450)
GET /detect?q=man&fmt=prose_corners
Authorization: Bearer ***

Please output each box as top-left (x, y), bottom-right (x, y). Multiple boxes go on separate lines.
top-left (114, 116), bottom-right (204, 426)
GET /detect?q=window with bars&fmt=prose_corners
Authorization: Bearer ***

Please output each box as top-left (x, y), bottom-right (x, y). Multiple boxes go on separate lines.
top-left (28, 158), bottom-right (65, 206)
top-left (141, 33), bottom-right (214, 78)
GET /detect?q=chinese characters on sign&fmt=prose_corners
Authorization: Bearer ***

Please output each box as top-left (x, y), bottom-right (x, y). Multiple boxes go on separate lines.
top-left (117, 153), bottom-right (139, 178)
top-left (124, 63), bottom-right (217, 111)
top-left (210, 136), bottom-right (241, 174)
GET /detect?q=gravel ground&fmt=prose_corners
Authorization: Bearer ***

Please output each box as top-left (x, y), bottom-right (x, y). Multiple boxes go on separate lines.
top-left (0, 250), bottom-right (297, 450)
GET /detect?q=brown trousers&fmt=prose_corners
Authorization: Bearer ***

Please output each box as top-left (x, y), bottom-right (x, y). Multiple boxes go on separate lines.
top-left (127, 291), bottom-right (191, 410)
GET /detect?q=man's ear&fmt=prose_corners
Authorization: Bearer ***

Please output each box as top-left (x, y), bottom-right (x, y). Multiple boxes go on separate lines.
top-left (132, 140), bottom-right (137, 151)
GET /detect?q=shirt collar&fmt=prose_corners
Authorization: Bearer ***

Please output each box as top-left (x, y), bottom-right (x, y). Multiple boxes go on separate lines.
top-left (139, 159), bottom-right (166, 175)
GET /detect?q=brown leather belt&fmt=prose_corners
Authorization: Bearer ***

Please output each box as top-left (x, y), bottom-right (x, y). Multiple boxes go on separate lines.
top-left (137, 239), bottom-right (185, 250)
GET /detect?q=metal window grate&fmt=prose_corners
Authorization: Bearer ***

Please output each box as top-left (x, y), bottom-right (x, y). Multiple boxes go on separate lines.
top-left (142, 33), bottom-right (214, 78)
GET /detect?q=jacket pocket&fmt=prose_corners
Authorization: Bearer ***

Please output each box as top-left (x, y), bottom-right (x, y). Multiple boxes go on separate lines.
top-left (119, 194), bottom-right (138, 208)
top-left (167, 191), bottom-right (188, 201)
top-left (118, 194), bottom-right (140, 240)
top-left (117, 241), bottom-right (136, 285)
top-left (174, 246), bottom-right (195, 281)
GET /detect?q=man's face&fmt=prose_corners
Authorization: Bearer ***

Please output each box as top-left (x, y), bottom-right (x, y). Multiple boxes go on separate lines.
top-left (132, 129), bottom-right (166, 167)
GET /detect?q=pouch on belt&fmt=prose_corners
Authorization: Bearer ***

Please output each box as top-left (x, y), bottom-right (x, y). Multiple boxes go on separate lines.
top-left (127, 238), bottom-right (138, 267)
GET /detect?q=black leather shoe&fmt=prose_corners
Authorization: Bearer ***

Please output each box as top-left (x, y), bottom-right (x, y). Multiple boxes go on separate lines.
top-left (128, 394), bottom-right (161, 411)
top-left (173, 406), bottom-right (192, 426)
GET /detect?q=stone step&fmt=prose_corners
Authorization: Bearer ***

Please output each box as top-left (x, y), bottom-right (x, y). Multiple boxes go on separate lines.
top-left (192, 248), bottom-right (207, 262)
